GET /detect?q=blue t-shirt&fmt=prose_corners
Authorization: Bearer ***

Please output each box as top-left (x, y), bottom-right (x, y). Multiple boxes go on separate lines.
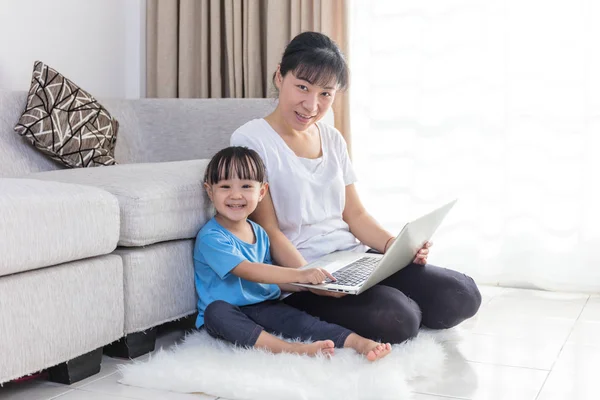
top-left (193, 217), bottom-right (281, 328)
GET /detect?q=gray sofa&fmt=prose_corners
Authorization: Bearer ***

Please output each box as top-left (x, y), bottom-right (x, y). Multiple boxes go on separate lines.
top-left (0, 91), bottom-right (325, 384)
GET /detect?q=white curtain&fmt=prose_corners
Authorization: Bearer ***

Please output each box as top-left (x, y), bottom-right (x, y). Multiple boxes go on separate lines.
top-left (349, 0), bottom-right (600, 292)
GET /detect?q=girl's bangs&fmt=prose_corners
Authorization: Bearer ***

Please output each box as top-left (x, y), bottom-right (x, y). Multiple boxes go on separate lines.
top-left (210, 154), bottom-right (264, 184)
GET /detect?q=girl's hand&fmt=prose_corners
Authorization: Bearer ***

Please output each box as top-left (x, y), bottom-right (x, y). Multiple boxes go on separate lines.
top-left (297, 268), bottom-right (336, 285)
top-left (413, 241), bottom-right (432, 265)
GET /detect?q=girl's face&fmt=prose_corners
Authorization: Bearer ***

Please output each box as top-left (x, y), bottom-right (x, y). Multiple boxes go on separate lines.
top-left (205, 177), bottom-right (267, 224)
top-left (275, 68), bottom-right (337, 131)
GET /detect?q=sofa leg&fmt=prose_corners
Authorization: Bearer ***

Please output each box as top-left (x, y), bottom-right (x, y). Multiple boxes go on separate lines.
top-left (103, 328), bottom-right (157, 359)
top-left (47, 347), bottom-right (102, 385)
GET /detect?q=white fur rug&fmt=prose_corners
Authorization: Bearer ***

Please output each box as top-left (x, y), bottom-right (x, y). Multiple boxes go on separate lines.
top-left (118, 328), bottom-right (460, 400)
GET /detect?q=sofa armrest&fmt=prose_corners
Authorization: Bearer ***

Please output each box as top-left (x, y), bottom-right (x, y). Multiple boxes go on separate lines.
top-left (0, 178), bottom-right (119, 276)
top-left (27, 160), bottom-right (212, 247)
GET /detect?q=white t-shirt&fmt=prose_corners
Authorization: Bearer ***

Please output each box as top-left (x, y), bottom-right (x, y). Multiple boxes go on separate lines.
top-left (231, 119), bottom-right (367, 263)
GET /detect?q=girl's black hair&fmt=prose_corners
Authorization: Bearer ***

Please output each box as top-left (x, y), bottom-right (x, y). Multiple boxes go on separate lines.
top-left (204, 146), bottom-right (266, 185)
top-left (273, 31), bottom-right (349, 92)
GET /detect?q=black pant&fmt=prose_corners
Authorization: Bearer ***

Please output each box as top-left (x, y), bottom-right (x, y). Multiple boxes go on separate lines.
top-left (283, 262), bottom-right (482, 344)
top-left (203, 299), bottom-right (353, 348)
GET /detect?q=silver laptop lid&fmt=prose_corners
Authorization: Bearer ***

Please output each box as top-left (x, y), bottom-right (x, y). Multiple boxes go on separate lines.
top-left (357, 199), bottom-right (457, 294)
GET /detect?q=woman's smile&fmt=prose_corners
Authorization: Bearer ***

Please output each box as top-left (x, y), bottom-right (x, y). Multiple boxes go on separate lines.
top-left (295, 111), bottom-right (315, 124)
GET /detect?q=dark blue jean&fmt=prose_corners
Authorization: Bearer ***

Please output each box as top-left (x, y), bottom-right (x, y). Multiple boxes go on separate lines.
top-left (203, 299), bottom-right (353, 348)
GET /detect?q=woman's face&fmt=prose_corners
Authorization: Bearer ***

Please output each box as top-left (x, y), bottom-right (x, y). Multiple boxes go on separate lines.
top-left (275, 68), bottom-right (337, 131)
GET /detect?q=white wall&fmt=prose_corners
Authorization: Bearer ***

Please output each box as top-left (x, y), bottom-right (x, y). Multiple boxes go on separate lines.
top-left (0, 0), bottom-right (145, 98)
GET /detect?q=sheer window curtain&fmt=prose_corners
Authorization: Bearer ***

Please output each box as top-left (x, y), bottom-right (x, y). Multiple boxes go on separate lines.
top-left (349, 0), bottom-right (600, 292)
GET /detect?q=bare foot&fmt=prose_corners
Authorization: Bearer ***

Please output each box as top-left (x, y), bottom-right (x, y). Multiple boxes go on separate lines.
top-left (254, 331), bottom-right (336, 357)
top-left (290, 340), bottom-right (335, 357)
top-left (344, 334), bottom-right (392, 362)
top-left (362, 341), bottom-right (392, 362)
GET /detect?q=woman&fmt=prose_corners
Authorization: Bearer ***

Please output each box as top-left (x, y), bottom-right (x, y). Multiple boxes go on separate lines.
top-left (230, 31), bottom-right (481, 344)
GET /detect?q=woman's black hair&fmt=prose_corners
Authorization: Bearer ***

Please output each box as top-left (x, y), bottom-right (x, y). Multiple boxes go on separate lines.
top-left (204, 146), bottom-right (266, 185)
top-left (273, 31), bottom-right (349, 92)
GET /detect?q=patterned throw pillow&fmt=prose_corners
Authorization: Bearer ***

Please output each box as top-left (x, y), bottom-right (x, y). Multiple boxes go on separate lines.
top-left (14, 61), bottom-right (119, 168)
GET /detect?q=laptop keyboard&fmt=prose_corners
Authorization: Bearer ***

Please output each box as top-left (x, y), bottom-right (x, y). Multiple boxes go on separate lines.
top-left (326, 257), bottom-right (379, 286)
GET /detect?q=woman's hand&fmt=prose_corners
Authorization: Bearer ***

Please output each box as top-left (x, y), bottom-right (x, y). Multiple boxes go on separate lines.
top-left (413, 241), bottom-right (432, 265)
top-left (297, 268), bottom-right (336, 285)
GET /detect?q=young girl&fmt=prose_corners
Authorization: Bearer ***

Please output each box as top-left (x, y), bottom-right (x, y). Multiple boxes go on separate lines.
top-left (193, 146), bottom-right (392, 361)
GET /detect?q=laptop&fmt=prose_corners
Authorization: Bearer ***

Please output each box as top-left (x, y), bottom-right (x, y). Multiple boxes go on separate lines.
top-left (291, 199), bottom-right (457, 295)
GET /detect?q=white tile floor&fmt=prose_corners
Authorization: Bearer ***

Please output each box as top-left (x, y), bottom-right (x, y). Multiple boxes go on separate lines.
top-left (1, 285), bottom-right (598, 400)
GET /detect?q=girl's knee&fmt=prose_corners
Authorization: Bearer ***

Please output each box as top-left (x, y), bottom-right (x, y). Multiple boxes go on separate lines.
top-left (204, 300), bottom-right (235, 331)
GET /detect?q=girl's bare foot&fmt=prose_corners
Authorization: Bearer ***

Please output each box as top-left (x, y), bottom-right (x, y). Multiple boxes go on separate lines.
top-left (255, 331), bottom-right (336, 356)
top-left (290, 340), bottom-right (335, 357)
top-left (344, 333), bottom-right (392, 362)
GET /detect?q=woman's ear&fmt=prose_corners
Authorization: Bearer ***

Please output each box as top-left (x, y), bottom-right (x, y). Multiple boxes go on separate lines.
top-left (274, 65), bottom-right (283, 90)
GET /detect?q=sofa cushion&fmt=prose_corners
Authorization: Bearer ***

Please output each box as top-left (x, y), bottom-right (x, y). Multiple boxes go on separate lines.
top-left (114, 240), bottom-right (196, 333)
top-left (27, 159), bottom-right (212, 247)
top-left (0, 179), bottom-right (120, 277)
top-left (0, 255), bottom-right (124, 384)
top-left (14, 61), bottom-right (119, 168)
